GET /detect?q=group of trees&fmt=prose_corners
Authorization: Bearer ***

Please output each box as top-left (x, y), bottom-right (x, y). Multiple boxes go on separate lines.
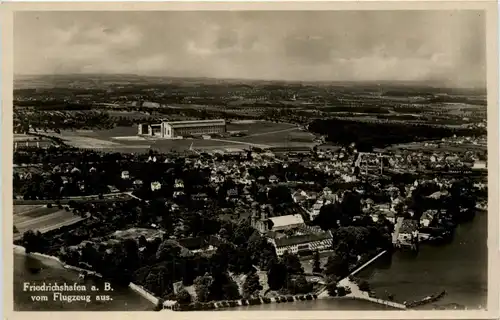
top-left (265, 252), bottom-right (314, 295)
top-left (404, 178), bottom-right (481, 224)
top-left (312, 191), bottom-right (364, 230)
top-left (14, 110), bottom-right (114, 133)
top-left (308, 119), bottom-right (487, 151)
top-left (19, 213), bottom-right (282, 301)
top-left (193, 272), bottom-right (241, 302)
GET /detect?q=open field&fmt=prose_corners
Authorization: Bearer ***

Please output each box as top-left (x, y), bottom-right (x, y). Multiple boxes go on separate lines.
top-left (48, 121), bottom-right (313, 152)
top-left (13, 204), bottom-right (45, 215)
top-left (13, 205), bottom-right (86, 235)
top-left (14, 134), bottom-right (39, 142)
top-left (14, 134), bottom-right (56, 149)
top-left (151, 139), bottom-right (256, 152)
top-left (44, 127), bottom-right (150, 150)
top-left (59, 134), bottom-right (121, 148)
top-left (226, 121), bottom-right (296, 134)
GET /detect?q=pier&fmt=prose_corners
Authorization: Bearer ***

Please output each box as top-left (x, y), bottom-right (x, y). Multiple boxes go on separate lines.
top-left (348, 250), bottom-right (388, 277)
top-left (317, 250), bottom-right (407, 309)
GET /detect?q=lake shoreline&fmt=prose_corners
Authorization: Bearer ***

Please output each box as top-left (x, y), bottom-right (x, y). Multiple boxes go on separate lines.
top-left (13, 245), bottom-right (160, 308)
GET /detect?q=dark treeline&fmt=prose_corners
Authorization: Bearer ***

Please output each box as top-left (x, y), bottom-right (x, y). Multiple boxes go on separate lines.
top-left (308, 119), bottom-right (486, 151)
top-left (14, 100), bottom-right (94, 110)
top-left (322, 106), bottom-right (391, 114)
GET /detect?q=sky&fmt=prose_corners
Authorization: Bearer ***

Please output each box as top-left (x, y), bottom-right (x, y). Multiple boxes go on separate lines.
top-left (14, 11), bottom-right (486, 87)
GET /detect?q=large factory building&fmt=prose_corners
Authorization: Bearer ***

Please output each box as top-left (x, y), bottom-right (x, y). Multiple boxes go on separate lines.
top-left (138, 119), bottom-right (226, 138)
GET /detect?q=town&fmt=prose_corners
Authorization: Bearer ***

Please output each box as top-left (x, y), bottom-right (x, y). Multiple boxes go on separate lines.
top-left (13, 80), bottom-right (488, 311)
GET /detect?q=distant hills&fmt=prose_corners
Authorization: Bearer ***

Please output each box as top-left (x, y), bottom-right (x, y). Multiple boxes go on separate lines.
top-left (14, 73), bottom-right (487, 95)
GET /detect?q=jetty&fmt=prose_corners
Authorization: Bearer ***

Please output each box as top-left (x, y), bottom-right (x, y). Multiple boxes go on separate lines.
top-left (316, 247), bottom-right (446, 310)
top-left (349, 250), bottom-right (388, 277)
top-left (316, 250), bottom-right (407, 309)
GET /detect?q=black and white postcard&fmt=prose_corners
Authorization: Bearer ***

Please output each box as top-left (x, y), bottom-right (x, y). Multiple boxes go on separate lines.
top-left (1, 2), bottom-right (498, 320)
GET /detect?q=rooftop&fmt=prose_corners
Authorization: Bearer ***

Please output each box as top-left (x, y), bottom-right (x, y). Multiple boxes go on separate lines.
top-left (164, 119), bottom-right (226, 128)
top-left (269, 214), bottom-right (305, 228)
top-left (274, 232), bottom-right (332, 248)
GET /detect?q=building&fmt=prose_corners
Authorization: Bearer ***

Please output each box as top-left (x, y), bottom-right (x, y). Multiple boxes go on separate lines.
top-left (138, 119), bottom-right (226, 138)
top-left (472, 160), bottom-right (487, 170)
top-left (392, 217), bottom-right (419, 248)
top-left (268, 214), bottom-right (305, 232)
top-left (251, 210), bottom-right (305, 234)
top-left (151, 181), bottom-right (162, 191)
top-left (270, 232), bottom-right (333, 256)
top-left (420, 210), bottom-right (437, 227)
top-left (121, 171), bottom-right (130, 180)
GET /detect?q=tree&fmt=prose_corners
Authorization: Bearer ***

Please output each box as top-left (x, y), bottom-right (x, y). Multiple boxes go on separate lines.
top-left (81, 243), bottom-right (101, 268)
top-left (194, 274), bottom-right (213, 302)
top-left (231, 221), bottom-right (255, 246)
top-left (340, 191), bottom-right (362, 218)
top-left (324, 254), bottom-right (349, 278)
top-left (312, 251), bottom-right (322, 273)
top-left (286, 275), bottom-right (313, 295)
top-left (358, 280), bottom-right (370, 292)
top-left (325, 276), bottom-right (338, 297)
top-left (176, 289), bottom-right (192, 305)
top-left (123, 238), bottom-right (140, 270)
top-left (138, 235), bottom-right (148, 248)
top-left (220, 276), bottom-right (241, 300)
top-left (247, 231), bottom-right (277, 270)
top-left (242, 271), bottom-right (263, 298)
top-left (156, 240), bottom-right (181, 262)
top-left (21, 230), bottom-right (47, 254)
top-left (336, 286), bottom-right (347, 297)
top-left (210, 243), bottom-right (235, 273)
top-left (282, 252), bottom-right (304, 274)
top-left (313, 203), bottom-right (342, 230)
top-left (331, 226), bottom-right (371, 255)
top-left (204, 271), bottom-right (241, 301)
top-left (267, 185), bottom-right (293, 206)
top-left (267, 260), bottom-right (287, 290)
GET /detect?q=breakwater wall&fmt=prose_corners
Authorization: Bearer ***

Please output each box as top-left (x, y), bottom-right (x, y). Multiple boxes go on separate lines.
top-left (128, 282), bottom-right (159, 305)
top-left (350, 296), bottom-right (406, 309)
top-left (164, 294), bottom-right (319, 311)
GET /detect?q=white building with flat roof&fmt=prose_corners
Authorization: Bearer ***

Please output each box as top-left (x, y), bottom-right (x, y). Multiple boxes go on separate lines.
top-left (138, 119), bottom-right (226, 138)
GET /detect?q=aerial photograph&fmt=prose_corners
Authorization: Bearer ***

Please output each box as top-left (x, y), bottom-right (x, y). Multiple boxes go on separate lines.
top-left (11, 10), bottom-right (488, 312)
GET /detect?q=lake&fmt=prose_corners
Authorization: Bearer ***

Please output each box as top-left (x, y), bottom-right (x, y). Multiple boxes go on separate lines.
top-left (13, 211), bottom-right (487, 311)
top-left (237, 211), bottom-right (487, 311)
top-left (13, 253), bottom-right (154, 311)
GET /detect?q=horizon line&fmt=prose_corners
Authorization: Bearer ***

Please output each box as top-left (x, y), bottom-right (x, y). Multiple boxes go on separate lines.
top-left (13, 73), bottom-right (487, 90)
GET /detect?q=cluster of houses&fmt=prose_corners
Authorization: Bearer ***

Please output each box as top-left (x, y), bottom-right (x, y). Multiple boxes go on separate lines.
top-left (50, 144), bottom-right (484, 259)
